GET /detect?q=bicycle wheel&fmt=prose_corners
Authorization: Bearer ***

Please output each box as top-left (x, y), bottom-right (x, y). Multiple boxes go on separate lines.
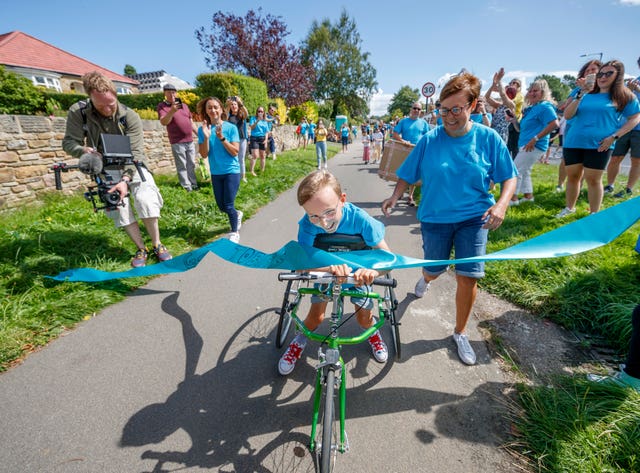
top-left (318, 368), bottom-right (337, 473)
top-left (385, 285), bottom-right (401, 360)
top-left (276, 278), bottom-right (299, 348)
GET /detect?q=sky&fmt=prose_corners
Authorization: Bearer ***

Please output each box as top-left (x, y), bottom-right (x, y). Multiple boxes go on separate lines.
top-left (2, 0), bottom-right (640, 115)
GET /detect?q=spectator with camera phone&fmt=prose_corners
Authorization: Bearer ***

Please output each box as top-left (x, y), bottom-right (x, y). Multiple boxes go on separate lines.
top-left (157, 83), bottom-right (199, 192)
top-left (62, 71), bottom-right (172, 268)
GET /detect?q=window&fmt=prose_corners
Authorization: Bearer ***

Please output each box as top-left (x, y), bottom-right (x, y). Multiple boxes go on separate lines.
top-left (31, 75), bottom-right (62, 92)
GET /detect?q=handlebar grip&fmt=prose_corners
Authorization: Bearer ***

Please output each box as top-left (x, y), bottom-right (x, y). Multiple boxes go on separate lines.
top-left (372, 277), bottom-right (397, 288)
top-left (54, 169), bottom-right (62, 190)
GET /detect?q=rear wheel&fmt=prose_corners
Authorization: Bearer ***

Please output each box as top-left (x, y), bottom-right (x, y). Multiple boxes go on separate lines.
top-left (318, 368), bottom-right (337, 473)
top-left (385, 285), bottom-right (401, 360)
top-left (276, 278), bottom-right (299, 348)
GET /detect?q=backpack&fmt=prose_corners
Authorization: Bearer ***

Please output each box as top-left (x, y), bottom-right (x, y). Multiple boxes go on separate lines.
top-left (296, 124), bottom-right (301, 135)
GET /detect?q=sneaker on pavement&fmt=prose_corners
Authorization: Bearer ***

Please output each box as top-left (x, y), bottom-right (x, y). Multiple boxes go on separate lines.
top-left (414, 277), bottom-right (431, 298)
top-left (236, 210), bottom-right (243, 231)
top-left (603, 184), bottom-right (614, 194)
top-left (587, 370), bottom-right (640, 392)
top-left (131, 248), bottom-right (148, 268)
top-left (613, 188), bottom-right (632, 198)
top-left (555, 207), bottom-right (576, 218)
top-left (453, 332), bottom-right (477, 365)
top-left (368, 331), bottom-right (388, 363)
top-left (153, 244), bottom-right (172, 262)
top-left (278, 337), bottom-right (307, 375)
top-left (227, 232), bottom-right (240, 244)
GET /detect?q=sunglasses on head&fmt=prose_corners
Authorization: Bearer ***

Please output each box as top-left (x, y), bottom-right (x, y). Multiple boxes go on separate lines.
top-left (596, 70), bottom-right (615, 79)
top-left (227, 96), bottom-right (238, 102)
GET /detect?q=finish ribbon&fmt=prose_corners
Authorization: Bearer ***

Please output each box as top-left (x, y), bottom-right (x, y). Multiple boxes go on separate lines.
top-left (49, 196), bottom-right (640, 283)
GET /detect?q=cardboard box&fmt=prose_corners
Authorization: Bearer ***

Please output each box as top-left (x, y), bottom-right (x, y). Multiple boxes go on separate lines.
top-left (378, 140), bottom-right (414, 181)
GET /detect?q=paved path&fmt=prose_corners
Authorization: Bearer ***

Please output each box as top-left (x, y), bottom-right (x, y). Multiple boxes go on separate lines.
top-left (0, 142), bottom-right (519, 472)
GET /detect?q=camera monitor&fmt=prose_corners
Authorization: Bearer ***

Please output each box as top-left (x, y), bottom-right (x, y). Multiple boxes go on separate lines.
top-left (100, 133), bottom-right (132, 158)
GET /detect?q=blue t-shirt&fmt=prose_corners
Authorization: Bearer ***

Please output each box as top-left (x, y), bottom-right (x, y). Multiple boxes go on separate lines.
top-left (249, 117), bottom-right (270, 137)
top-left (341, 126), bottom-right (350, 137)
top-left (470, 113), bottom-right (492, 124)
top-left (393, 117), bottom-right (429, 144)
top-left (517, 101), bottom-right (558, 152)
top-left (564, 93), bottom-right (640, 149)
top-left (300, 122), bottom-right (309, 136)
top-left (298, 202), bottom-right (385, 248)
top-left (396, 123), bottom-right (517, 224)
top-left (197, 121), bottom-right (240, 175)
top-left (308, 122), bottom-right (317, 137)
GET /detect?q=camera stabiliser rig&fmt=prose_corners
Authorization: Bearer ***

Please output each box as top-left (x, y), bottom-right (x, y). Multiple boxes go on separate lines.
top-left (51, 134), bottom-right (145, 212)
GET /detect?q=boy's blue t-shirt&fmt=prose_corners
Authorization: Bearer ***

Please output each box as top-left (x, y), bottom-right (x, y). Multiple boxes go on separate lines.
top-left (197, 121), bottom-right (240, 175)
top-left (341, 127), bottom-right (350, 137)
top-left (298, 202), bottom-right (385, 248)
top-left (564, 93), bottom-right (640, 149)
top-left (396, 123), bottom-right (517, 224)
top-left (249, 117), bottom-right (270, 137)
top-left (393, 117), bottom-right (429, 144)
top-left (517, 101), bottom-right (558, 152)
top-left (309, 123), bottom-right (317, 136)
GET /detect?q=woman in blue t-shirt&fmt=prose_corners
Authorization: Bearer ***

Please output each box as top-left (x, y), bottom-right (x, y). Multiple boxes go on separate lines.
top-left (197, 97), bottom-right (242, 243)
top-left (248, 107), bottom-right (270, 176)
top-left (558, 60), bottom-right (640, 217)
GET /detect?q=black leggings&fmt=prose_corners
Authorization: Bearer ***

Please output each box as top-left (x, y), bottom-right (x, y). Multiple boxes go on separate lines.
top-left (625, 304), bottom-right (640, 378)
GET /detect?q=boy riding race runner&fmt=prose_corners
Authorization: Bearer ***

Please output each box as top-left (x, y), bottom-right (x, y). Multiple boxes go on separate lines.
top-left (278, 170), bottom-right (391, 375)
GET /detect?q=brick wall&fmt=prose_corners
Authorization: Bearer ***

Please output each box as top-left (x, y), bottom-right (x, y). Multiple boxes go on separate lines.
top-left (0, 114), bottom-right (299, 210)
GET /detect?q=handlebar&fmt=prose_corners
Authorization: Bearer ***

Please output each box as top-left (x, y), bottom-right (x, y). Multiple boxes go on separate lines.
top-left (278, 271), bottom-right (396, 288)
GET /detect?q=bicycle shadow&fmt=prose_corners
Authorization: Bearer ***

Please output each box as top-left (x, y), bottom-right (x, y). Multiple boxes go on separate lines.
top-left (119, 300), bottom-right (498, 472)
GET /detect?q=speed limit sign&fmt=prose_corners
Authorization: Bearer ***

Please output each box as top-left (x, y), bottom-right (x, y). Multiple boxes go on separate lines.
top-left (422, 82), bottom-right (436, 98)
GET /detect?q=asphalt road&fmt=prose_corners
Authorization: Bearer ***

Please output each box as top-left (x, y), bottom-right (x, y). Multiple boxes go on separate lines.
top-left (0, 142), bottom-right (520, 472)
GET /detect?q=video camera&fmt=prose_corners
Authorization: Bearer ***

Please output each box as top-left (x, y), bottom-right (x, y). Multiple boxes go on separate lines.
top-left (51, 134), bottom-right (145, 212)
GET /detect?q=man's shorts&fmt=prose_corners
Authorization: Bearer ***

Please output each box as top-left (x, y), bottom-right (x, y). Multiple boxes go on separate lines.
top-left (612, 130), bottom-right (640, 158)
top-left (103, 167), bottom-right (163, 228)
top-left (419, 215), bottom-right (488, 279)
top-left (311, 283), bottom-right (375, 310)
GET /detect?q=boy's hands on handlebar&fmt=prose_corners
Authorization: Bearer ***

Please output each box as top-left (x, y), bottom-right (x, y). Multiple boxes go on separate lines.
top-left (353, 268), bottom-right (380, 286)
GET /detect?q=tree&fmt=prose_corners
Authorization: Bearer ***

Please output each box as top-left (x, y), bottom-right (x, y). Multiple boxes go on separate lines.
top-left (387, 86), bottom-right (421, 117)
top-left (195, 9), bottom-right (315, 106)
top-left (302, 10), bottom-right (377, 120)
top-left (536, 74), bottom-right (571, 104)
top-left (124, 64), bottom-right (137, 76)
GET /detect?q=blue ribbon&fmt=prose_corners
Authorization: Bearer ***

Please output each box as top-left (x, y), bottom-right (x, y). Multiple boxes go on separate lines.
top-left (49, 196), bottom-right (640, 283)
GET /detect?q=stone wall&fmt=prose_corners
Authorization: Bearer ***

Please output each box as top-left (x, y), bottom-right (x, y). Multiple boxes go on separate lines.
top-left (0, 114), bottom-right (299, 210)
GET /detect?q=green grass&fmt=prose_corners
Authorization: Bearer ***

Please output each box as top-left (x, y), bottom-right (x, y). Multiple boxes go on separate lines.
top-left (0, 144), bottom-right (334, 370)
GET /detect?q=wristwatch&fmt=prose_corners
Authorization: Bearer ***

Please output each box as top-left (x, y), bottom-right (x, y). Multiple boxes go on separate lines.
top-left (220, 137), bottom-right (226, 142)
top-left (612, 135), bottom-right (619, 140)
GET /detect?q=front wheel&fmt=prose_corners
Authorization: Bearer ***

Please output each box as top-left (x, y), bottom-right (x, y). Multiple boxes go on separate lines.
top-left (318, 369), bottom-right (337, 472)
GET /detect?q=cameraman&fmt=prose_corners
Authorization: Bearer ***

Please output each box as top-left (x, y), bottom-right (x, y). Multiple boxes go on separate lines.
top-left (157, 83), bottom-right (198, 192)
top-left (62, 71), bottom-right (172, 268)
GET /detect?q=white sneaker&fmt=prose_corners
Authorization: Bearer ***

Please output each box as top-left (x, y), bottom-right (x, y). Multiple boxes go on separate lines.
top-left (508, 199), bottom-right (520, 207)
top-left (453, 332), bottom-right (477, 365)
top-left (555, 207), bottom-right (576, 218)
top-left (227, 232), bottom-right (240, 243)
top-left (236, 210), bottom-right (243, 231)
top-left (324, 163), bottom-right (328, 170)
top-left (414, 277), bottom-right (430, 298)
top-left (368, 333), bottom-right (388, 363)
top-left (555, 185), bottom-right (563, 193)
top-left (278, 337), bottom-right (306, 375)
top-left (519, 196), bottom-right (534, 203)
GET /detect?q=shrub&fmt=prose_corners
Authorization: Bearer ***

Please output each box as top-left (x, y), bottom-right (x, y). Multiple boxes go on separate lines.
top-left (288, 101), bottom-right (318, 125)
top-left (0, 66), bottom-right (45, 114)
top-left (195, 72), bottom-right (268, 115)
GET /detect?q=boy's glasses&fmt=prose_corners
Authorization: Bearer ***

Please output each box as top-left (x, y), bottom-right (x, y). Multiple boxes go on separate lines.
top-left (597, 70), bottom-right (615, 79)
top-left (439, 103), bottom-right (470, 116)
top-left (308, 203), bottom-right (340, 223)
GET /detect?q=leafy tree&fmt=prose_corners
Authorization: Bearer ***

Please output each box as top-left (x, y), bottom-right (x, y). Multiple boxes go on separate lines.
top-left (387, 85), bottom-right (421, 117)
top-left (302, 10), bottom-right (377, 119)
top-left (536, 74), bottom-right (571, 104)
top-left (0, 66), bottom-right (45, 114)
top-left (124, 64), bottom-right (137, 75)
top-left (562, 74), bottom-right (577, 91)
top-left (195, 8), bottom-right (315, 106)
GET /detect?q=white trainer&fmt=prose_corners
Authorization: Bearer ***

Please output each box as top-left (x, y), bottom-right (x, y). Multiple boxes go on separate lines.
top-left (453, 332), bottom-right (477, 365)
top-left (555, 207), bottom-right (576, 218)
top-left (236, 210), bottom-right (243, 231)
top-left (227, 232), bottom-right (240, 243)
top-left (414, 277), bottom-right (431, 298)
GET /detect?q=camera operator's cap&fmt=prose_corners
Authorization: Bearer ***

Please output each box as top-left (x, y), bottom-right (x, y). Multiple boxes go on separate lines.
top-left (163, 83), bottom-right (177, 91)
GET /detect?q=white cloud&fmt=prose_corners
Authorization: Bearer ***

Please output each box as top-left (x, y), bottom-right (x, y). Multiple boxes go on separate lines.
top-left (369, 89), bottom-right (393, 116)
top-left (619, 0), bottom-right (640, 5)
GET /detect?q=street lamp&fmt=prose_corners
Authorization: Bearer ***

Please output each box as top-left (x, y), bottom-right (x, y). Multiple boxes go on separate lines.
top-left (580, 52), bottom-right (603, 62)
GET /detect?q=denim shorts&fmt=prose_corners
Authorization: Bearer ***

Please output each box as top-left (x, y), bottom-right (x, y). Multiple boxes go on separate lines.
top-left (420, 215), bottom-right (488, 279)
top-left (310, 283), bottom-right (375, 310)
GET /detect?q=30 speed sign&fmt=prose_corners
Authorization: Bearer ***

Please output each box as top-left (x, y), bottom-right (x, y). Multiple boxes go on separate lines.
top-left (421, 82), bottom-right (436, 98)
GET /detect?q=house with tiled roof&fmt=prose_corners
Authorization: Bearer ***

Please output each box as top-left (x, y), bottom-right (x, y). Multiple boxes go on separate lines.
top-left (0, 30), bottom-right (139, 94)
